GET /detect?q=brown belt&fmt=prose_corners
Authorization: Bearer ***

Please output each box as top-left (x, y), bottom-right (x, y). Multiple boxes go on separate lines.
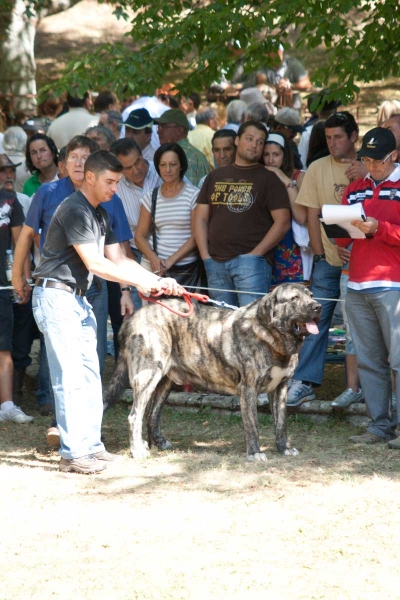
top-left (35, 278), bottom-right (86, 297)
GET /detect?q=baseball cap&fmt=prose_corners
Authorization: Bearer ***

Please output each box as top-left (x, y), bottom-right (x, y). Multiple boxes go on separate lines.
top-left (22, 118), bottom-right (45, 134)
top-left (0, 153), bottom-right (22, 169)
top-left (154, 109), bottom-right (190, 130)
top-left (274, 108), bottom-right (304, 133)
top-left (124, 108), bottom-right (153, 130)
top-left (358, 127), bottom-right (397, 160)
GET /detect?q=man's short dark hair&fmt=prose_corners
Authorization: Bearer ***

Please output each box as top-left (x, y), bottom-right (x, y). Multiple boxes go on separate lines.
top-left (25, 133), bottom-right (58, 174)
top-left (212, 129), bottom-right (236, 148)
top-left (183, 92), bottom-right (201, 110)
top-left (94, 91), bottom-right (118, 113)
top-left (66, 135), bottom-right (100, 158)
top-left (324, 111), bottom-right (359, 138)
top-left (237, 120), bottom-right (268, 138)
top-left (110, 138), bottom-right (142, 157)
top-left (153, 142), bottom-right (188, 179)
top-left (84, 150), bottom-right (124, 177)
top-left (66, 91), bottom-right (91, 109)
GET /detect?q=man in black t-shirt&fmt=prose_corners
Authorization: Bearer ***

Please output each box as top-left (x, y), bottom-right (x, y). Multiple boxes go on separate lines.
top-left (31, 151), bottom-right (182, 474)
top-left (0, 190), bottom-right (34, 424)
top-left (195, 121), bottom-right (291, 307)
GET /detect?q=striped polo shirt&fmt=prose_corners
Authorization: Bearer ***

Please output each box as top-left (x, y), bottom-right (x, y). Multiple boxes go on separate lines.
top-left (117, 162), bottom-right (162, 248)
top-left (141, 182), bottom-right (199, 265)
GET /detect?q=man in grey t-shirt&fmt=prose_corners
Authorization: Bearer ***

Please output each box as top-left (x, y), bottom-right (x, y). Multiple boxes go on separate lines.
top-left (30, 151), bottom-right (182, 474)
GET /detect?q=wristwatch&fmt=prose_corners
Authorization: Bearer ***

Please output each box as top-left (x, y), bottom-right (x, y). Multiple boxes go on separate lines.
top-left (286, 180), bottom-right (297, 189)
top-left (313, 254), bottom-right (326, 263)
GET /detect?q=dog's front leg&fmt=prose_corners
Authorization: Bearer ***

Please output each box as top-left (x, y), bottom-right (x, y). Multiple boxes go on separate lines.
top-left (128, 395), bottom-right (150, 459)
top-left (269, 384), bottom-right (299, 456)
top-left (239, 386), bottom-right (266, 462)
top-left (129, 369), bottom-right (163, 459)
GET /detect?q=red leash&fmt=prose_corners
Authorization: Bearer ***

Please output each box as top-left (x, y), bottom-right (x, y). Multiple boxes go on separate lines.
top-left (138, 289), bottom-right (210, 317)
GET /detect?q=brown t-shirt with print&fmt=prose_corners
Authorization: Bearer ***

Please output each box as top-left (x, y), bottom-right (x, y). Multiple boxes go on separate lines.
top-left (197, 163), bottom-right (290, 262)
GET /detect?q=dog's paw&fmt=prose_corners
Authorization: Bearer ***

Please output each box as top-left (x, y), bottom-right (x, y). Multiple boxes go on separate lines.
top-left (283, 447), bottom-right (299, 456)
top-left (247, 452), bottom-right (267, 462)
top-left (130, 444), bottom-right (150, 460)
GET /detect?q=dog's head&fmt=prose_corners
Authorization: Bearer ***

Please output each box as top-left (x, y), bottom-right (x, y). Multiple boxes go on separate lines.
top-left (253, 283), bottom-right (322, 354)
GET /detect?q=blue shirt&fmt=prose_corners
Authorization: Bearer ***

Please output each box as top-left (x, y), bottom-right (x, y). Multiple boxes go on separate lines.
top-left (25, 177), bottom-right (131, 251)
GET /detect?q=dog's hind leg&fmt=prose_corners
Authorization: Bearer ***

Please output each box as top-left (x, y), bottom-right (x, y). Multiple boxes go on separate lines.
top-left (239, 385), bottom-right (267, 462)
top-left (103, 355), bottom-right (129, 411)
top-left (129, 368), bottom-right (164, 459)
top-left (270, 384), bottom-right (299, 456)
top-left (145, 376), bottom-right (174, 451)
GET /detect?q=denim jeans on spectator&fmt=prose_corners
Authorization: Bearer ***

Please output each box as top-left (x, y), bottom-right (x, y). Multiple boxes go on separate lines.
top-left (130, 248), bottom-right (143, 311)
top-left (32, 285), bottom-right (105, 460)
top-left (204, 254), bottom-right (271, 307)
top-left (293, 259), bottom-right (341, 385)
top-left (346, 289), bottom-right (400, 440)
top-left (86, 277), bottom-right (108, 377)
top-left (36, 333), bottom-right (55, 408)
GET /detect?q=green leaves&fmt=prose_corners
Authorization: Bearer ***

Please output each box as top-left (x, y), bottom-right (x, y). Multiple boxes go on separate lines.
top-left (36, 0), bottom-right (400, 105)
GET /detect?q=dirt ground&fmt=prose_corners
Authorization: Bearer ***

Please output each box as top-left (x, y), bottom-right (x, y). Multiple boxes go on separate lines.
top-left (1, 359), bottom-right (400, 600)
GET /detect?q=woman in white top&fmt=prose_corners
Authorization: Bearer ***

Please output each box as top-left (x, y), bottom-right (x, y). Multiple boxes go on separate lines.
top-left (135, 142), bottom-right (200, 286)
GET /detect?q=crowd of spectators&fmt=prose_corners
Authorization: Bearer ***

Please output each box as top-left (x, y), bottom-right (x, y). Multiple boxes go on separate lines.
top-left (1, 72), bottom-right (400, 471)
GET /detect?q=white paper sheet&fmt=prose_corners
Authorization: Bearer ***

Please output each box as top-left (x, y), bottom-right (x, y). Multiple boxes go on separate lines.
top-left (321, 204), bottom-right (366, 239)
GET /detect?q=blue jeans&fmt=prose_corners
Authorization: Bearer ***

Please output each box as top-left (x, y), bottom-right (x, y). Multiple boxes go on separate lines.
top-left (204, 254), bottom-right (271, 307)
top-left (294, 259), bottom-right (341, 385)
top-left (86, 277), bottom-right (108, 377)
top-left (130, 248), bottom-right (143, 311)
top-left (36, 277), bottom-right (108, 408)
top-left (36, 333), bottom-right (55, 408)
top-left (32, 285), bottom-right (105, 460)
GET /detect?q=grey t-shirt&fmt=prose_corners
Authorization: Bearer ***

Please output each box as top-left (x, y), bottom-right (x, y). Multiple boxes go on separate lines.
top-left (33, 190), bottom-right (117, 290)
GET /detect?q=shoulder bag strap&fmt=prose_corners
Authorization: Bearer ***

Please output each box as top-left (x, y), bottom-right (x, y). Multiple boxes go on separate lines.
top-left (151, 186), bottom-right (159, 255)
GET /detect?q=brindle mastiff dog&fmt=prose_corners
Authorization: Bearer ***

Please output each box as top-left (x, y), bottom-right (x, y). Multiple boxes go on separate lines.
top-left (104, 283), bottom-right (321, 462)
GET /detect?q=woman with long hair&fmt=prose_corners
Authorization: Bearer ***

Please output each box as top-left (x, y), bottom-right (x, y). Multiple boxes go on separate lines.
top-left (262, 131), bottom-right (311, 284)
top-left (23, 133), bottom-right (58, 197)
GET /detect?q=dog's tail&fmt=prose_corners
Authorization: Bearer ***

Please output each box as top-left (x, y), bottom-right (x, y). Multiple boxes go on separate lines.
top-left (103, 355), bottom-right (129, 412)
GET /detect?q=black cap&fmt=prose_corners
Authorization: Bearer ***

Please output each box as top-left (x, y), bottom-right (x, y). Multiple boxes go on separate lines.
top-left (358, 127), bottom-right (396, 160)
top-left (124, 108), bottom-right (153, 130)
top-left (22, 118), bottom-right (45, 133)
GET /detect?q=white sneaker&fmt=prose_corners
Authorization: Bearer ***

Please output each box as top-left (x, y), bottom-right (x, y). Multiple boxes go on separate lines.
top-left (331, 388), bottom-right (363, 408)
top-left (0, 406), bottom-right (34, 423)
top-left (257, 393), bottom-right (269, 406)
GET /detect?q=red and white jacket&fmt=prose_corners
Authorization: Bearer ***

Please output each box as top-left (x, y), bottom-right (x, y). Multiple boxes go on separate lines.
top-left (336, 164), bottom-right (400, 291)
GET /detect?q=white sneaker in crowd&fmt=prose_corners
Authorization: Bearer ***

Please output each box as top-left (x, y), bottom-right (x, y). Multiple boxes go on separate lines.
top-left (331, 388), bottom-right (363, 408)
top-left (0, 406), bottom-right (34, 423)
top-left (257, 393), bottom-right (269, 406)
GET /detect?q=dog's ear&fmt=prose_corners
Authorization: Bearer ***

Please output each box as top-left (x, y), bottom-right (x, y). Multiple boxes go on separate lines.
top-left (252, 293), bottom-right (277, 345)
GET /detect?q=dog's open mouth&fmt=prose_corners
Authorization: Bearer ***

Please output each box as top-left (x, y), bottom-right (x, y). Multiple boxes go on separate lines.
top-left (293, 317), bottom-right (320, 336)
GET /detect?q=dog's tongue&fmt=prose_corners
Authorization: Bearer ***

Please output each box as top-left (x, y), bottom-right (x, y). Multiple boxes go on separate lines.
top-left (306, 320), bottom-right (319, 335)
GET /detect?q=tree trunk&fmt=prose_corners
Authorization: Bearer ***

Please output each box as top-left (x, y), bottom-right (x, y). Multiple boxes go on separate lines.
top-left (0, 0), bottom-right (37, 115)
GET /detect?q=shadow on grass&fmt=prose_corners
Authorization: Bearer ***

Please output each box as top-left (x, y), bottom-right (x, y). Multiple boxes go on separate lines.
top-left (3, 391), bottom-right (400, 492)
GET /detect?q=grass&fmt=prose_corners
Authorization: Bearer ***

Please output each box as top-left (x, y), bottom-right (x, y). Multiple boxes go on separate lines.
top-left (1, 361), bottom-right (400, 599)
